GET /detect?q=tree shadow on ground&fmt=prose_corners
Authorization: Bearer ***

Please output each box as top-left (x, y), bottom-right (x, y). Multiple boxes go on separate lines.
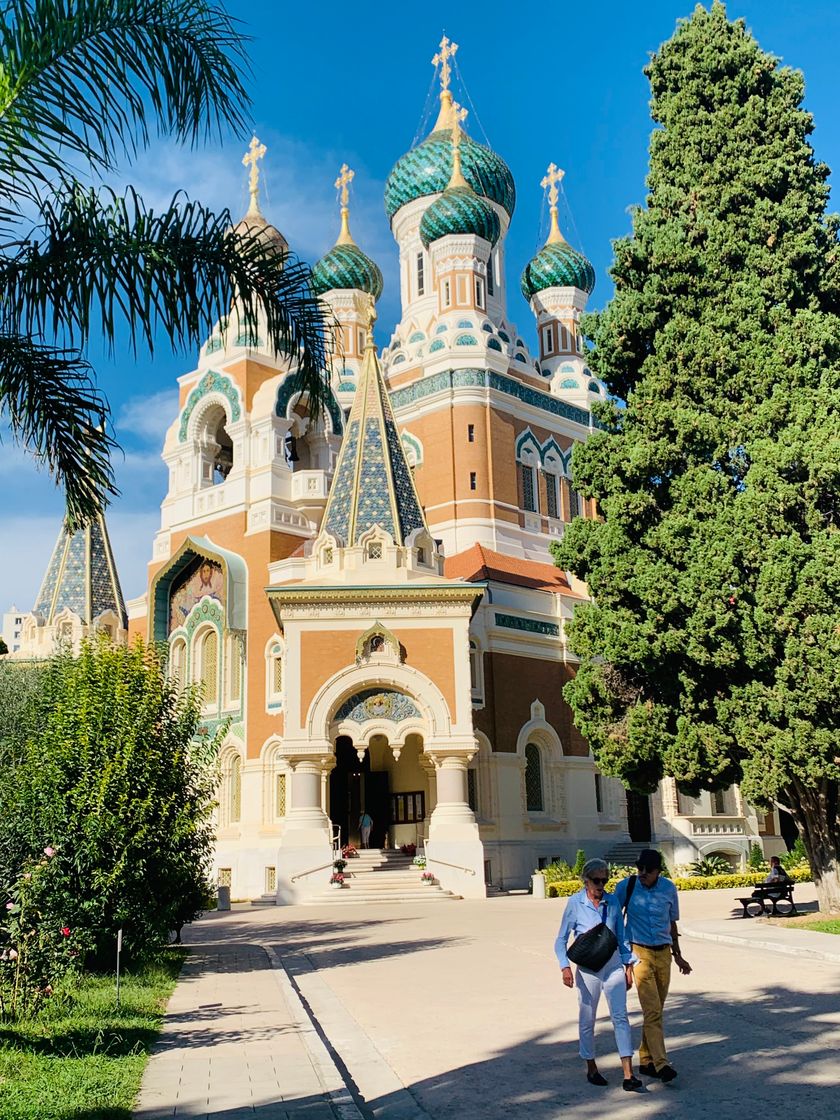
top-left (360, 984), bottom-right (840, 1120)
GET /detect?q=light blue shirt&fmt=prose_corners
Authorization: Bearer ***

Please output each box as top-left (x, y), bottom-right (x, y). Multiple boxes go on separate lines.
top-left (614, 875), bottom-right (680, 946)
top-left (554, 888), bottom-right (637, 969)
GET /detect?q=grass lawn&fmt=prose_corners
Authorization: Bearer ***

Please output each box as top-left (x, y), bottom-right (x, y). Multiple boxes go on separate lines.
top-left (795, 919), bottom-right (840, 935)
top-left (0, 950), bottom-right (184, 1120)
top-left (770, 913), bottom-right (840, 935)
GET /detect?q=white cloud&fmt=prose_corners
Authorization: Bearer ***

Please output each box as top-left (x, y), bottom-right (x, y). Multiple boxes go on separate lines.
top-left (116, 389), bottom-right (179, 444)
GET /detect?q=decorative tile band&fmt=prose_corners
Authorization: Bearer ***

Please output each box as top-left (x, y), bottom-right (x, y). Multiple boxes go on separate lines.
top-left (389, 368), bottom-right (592, 428)
top-left (495, 612), bottom-right (560, 637)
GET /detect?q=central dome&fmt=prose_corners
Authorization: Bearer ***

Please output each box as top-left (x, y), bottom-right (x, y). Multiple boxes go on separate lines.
top-left (312, 243), bottom-right (383, 300)
top-left (420, 185), bottom-right (501, 248)
top-left (385, 127), bottom-right (516, 223)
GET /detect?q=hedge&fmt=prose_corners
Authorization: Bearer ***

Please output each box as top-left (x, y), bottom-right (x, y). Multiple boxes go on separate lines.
top-left (544, 867), bottom-right (811, 898)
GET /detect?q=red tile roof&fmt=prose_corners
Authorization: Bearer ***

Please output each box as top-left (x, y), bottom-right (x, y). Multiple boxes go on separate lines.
top-left (445, 544), bottom-right (582, 596)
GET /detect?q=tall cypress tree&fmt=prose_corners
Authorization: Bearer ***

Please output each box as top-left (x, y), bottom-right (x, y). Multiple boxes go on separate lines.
top-left (553, 2), bottom-right (840, 910)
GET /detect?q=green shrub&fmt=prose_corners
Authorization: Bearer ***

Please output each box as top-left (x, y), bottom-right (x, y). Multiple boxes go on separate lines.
top-left (747, 842), bottom-right (767, 871)
top-left (542, 860), bottom-right (576, 884)
top-left (690, 854), bottom-right (734, 877)
top-left (547, 867), bottom-right (812, 897)
top-left (572, 849), bottom-right (586, 877)
top-left (781, 837), bottom-right (810, 872)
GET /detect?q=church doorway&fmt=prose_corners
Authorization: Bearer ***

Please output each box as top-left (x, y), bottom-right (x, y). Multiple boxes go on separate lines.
top-left (329, 736), bottom-right (391, 849)
top-left (626, 790), bottom-right (652, 843)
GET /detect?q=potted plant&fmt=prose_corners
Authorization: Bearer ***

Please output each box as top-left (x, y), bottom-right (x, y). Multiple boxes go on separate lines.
top-left (329, 872), bottom-right (345, 889)
top-left (412, 855), bottom-right (426, 868)
top-left (421, 871), bottom-right (435, 885)
top-left (400, 843), bottom-right (417, 857)
top-left (333, 858), bottom-right (347, 873)
top-left (342, 844), bottom-right (357, 859)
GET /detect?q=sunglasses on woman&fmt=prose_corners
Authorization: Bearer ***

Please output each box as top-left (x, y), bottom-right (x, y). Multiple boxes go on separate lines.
top-left (588, 877), bottom-right (608, 885)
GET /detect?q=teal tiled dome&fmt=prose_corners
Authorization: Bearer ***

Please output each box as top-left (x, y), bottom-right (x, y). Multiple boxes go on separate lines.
top-left (385, 129), bottom-right (515, 222)
top-left (520, 240), bottom-right (595, 299)
top-left (419, 185), bottom-right (500, 249)
top-left (312, 243), bottom-right (383, 300)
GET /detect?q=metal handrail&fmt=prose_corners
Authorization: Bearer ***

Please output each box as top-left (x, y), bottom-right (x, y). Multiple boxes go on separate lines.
top-left (290, 861), bottom-right (333, 883)
top-left (427, 856), bottom-right (476, 876)
top-left (332, 823), bottom-right (342, 857)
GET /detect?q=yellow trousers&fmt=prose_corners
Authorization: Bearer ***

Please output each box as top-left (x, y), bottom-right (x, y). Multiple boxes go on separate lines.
top-left (632, 944), bottom-right (672, 1070)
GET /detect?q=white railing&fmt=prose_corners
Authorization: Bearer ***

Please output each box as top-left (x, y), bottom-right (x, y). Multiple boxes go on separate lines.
top-left (690, 818), bottom-right (746, 836)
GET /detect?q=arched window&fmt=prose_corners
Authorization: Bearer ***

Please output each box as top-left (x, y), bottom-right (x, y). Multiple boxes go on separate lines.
top-left (229, 754), bottom-right (242, 823)
top-left (469, 640), bottom-right (482, 699)
top-left (525, 743), bottom-right (544, 811)
top-left (199, 629), bottom-right (218, 705)
top-left (521, 463), bottom-right (537, 513)
top-left (170, 638), bottom-right (186, 691)
top-left (267, 641), bottom-right (283, 708)
top-left (543, 470), bottom-right (559, 519)
top-left (199, 403), bottom-right (233, 485)
top-left (225, 635), bottom-right (241, 705)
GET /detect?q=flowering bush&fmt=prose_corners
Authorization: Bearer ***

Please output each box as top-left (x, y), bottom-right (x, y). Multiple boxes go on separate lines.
top-left (0, 847), bottom-right (84, 1018)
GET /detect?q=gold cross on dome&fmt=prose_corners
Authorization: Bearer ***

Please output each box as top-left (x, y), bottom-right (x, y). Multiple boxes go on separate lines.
top-left (243, 135), bottom-right (267, 214)
top-left (451, 100), bottom-right (468, 140)
top-left (334, 163), bottom-right (355, 207)
top-left (541, 162), bottom-right (565, 208)
top-left (432, 35), bottom-right (458, 92)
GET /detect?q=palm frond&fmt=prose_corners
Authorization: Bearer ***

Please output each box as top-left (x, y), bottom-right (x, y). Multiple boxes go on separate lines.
top-left (0, 0), bottom-right (250, 206)
top-left (2, 182), bottom-right (332, 411)
top-left (0, 332), bottom-right (117, 528)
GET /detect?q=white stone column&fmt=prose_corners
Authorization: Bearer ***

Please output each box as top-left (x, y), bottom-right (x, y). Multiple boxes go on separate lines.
top-left (275, 753), bottom-right (333, 904)
top-left (426, 747), bottom-right (485, 898)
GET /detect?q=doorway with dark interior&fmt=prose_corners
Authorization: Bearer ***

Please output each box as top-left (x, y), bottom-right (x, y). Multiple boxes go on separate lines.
top-left (626, 790), bottom-right (652, 843)
top-left (329, 736), bottom-right (391, 849)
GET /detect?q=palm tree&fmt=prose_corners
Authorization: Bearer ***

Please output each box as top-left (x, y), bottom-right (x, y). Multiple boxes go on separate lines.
top-left (0, 0), bottom-right (329, 528)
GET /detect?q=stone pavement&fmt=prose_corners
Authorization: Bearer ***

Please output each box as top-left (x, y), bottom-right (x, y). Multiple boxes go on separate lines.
top-left (135, 885), bottom-right (840, 1120)
top-left (133, 942), bottom-right (362, 1119)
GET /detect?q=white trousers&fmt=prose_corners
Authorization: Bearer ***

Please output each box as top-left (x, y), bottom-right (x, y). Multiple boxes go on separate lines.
top-left (575, 951), bottom-right (633, 1060)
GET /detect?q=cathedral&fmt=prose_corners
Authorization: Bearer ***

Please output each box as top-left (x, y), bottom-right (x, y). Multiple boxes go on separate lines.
top-left (12, 40), bottom-right (786, 900)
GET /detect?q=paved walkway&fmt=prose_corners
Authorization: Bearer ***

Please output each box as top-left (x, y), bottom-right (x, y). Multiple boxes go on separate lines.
top-left (133, 943), bottom-right (362, 1120)
top-left (135, 885), bottom-right (840, 1120)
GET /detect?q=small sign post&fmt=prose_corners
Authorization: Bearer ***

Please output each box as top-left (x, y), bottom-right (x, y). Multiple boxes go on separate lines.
top-left (116, 928), bottom-right (123, 1008)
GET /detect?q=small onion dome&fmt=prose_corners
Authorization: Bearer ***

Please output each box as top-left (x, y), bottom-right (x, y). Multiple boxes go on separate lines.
top-left (520, 239), bottom-right (595, 299)
top-left (311, 242), bottom-right (383, 300)
top-left (385, 129), bottom-right (515, 222)
top-left (232, 212), bottom-right (289, 256)
top-left (419, 184), bottom-right (501, 249)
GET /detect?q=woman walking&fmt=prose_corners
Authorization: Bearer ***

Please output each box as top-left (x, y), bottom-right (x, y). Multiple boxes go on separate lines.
top-left (555, 858), bottom-right (642, 1091)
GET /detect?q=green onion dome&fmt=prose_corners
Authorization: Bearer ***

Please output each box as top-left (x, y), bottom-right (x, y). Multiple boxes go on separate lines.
top-left (520, 239), bottom-right (595, 299)
top-left (312, 242), bottom-right (383, 300)
top-left (419, 185), bottom-right (501, 249)
top-left (385, 128), bottom-right (515, 223)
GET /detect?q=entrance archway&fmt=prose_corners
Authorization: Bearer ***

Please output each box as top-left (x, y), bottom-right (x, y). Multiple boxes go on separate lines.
top-left (329, 735), bottom-right (390, 850)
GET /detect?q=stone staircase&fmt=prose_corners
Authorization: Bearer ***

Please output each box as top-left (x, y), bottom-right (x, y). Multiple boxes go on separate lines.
top-left (301, 849), bottom-right (461, 905)
top-left (602, 841), bottom-right (650, 869)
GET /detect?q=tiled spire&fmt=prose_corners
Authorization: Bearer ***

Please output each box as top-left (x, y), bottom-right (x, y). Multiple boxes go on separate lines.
top-left (33, 515), bottom-right (127, 627)
top-left (322, 306), bottom-right (428, 547)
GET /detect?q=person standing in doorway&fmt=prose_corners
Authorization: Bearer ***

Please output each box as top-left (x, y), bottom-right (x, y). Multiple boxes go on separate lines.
top-left (359, 810), bottom-right (373, 849)
top-left (614, 849), bottom-right (692, 1082)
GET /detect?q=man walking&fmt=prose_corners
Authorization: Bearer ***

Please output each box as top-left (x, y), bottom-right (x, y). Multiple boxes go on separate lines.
top-left (614, 849), bottom-right (692, 1082)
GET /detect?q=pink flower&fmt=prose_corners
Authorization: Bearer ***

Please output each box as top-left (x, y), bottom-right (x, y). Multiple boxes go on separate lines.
top-left (43, 846), bottom-right (55, 858)
top-left (9, 948), bottom-right (18, 960)
top-left (60, 927), bottom-right (71, 937)
top-left (5, 902), bottom-right (12, 910)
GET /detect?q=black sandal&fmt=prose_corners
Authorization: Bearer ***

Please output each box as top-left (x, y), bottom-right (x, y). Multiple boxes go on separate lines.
top-left (623, 1076), bottom-right (643, 1091)
top-left (587, 1071), bottom-right (608, 1086)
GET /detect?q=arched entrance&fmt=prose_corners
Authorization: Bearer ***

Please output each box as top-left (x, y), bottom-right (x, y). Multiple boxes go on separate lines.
top-left (329, 735), bottom-right (391, 850)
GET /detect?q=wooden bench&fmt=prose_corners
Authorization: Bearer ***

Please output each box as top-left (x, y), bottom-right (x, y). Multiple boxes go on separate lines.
top-left (736, 881), bottom-right (798, 918)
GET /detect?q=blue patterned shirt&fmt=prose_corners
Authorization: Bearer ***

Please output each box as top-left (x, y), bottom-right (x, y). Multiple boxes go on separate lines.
top-left (554, 888), bottom-right (637, 968)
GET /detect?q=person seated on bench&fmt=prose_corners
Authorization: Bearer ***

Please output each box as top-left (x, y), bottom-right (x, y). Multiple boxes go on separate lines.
top-left (753, 856), bottom-right (790, 901)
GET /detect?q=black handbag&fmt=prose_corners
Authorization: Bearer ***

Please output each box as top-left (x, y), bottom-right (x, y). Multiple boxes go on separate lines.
top-left (567, 902), bottom-right (619, 971)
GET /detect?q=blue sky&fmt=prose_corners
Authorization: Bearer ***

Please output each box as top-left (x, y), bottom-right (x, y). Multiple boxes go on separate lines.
top-left (3, 0), bottom-right (840, 611)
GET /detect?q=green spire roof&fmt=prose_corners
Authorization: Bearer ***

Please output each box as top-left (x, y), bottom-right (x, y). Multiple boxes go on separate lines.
top-left (419, 184), bottom-right (501, 248)
top-left (322, 325), bottom-right (427, 547)
top-left (33, 515), bottom-right (127, 627)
